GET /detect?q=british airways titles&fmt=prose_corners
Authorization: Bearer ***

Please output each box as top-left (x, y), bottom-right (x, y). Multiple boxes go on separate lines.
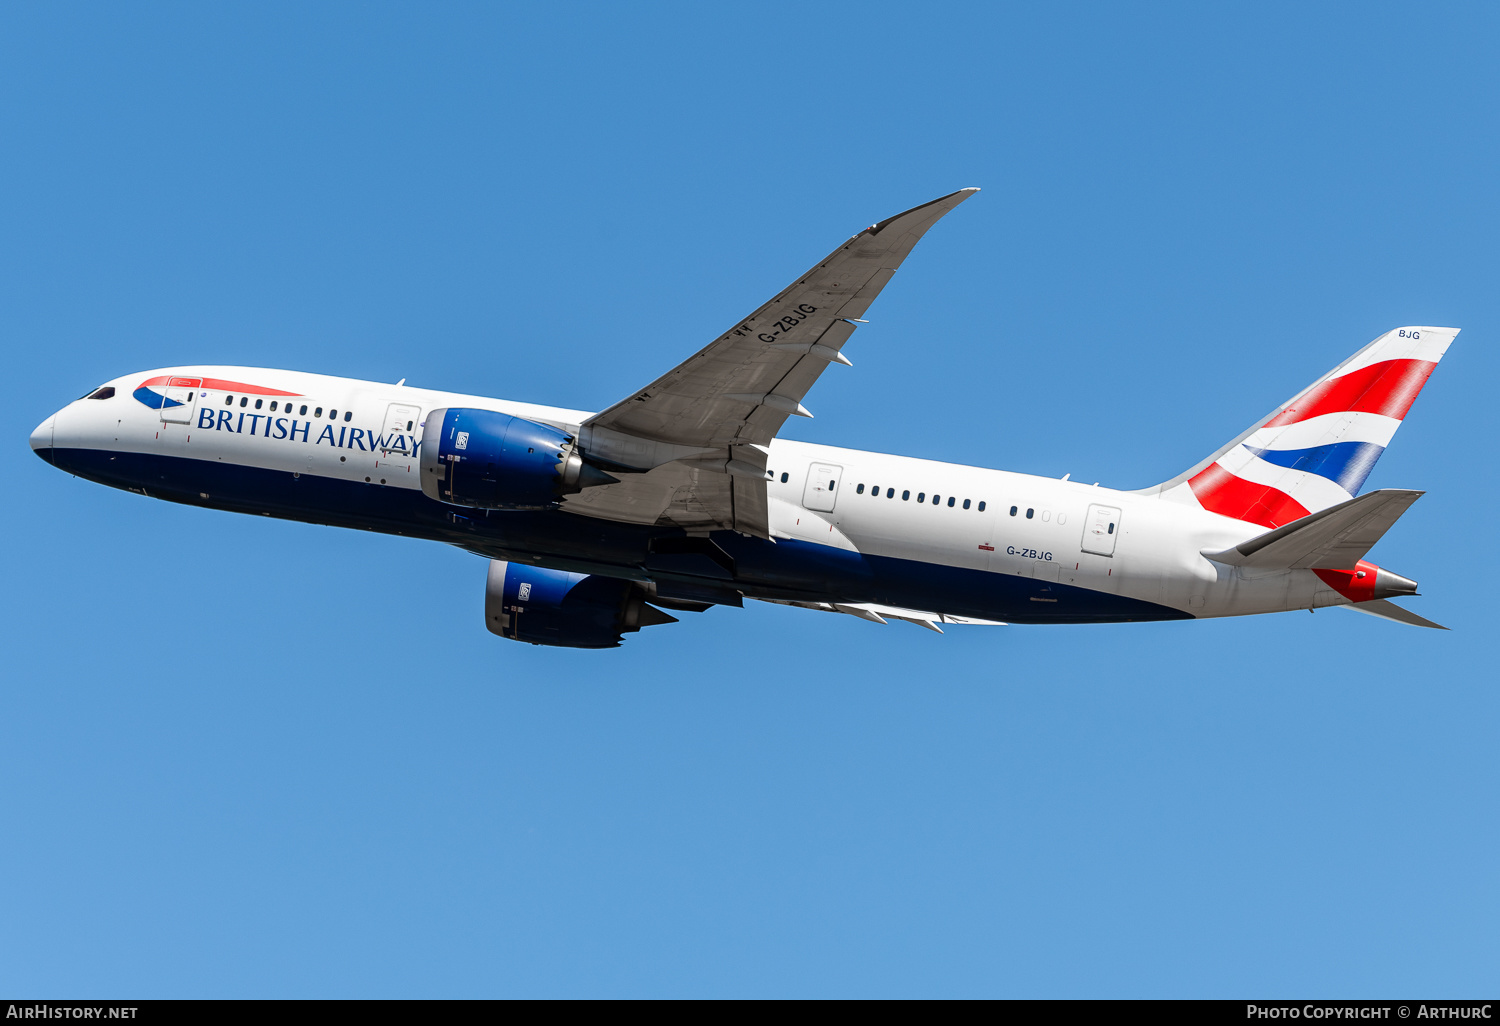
top-left (194, 406), bottom-right (419, 456)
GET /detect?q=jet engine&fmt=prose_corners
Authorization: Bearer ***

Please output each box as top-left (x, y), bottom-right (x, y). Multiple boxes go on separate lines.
top-left (484, 561), bottom-right (677, 649)
top-left (421, 407), bottom-right (616, 510)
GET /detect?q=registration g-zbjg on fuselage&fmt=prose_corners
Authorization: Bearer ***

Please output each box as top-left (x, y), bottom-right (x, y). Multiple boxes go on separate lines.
top-left (29, 189), bottom-right (1455, 646)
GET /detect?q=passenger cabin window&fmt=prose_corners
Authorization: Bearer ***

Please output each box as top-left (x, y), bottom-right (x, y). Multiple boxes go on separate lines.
top-left (255, 399), bottom-right (263, 409)
top-left (299, 405), bottom-right (308, 416)
top-left (917, 492), bottom-right (925, 502)
top-left (1026, 508), bottom-right (1034, 519)
top-left (963, 499), bottom-right (970, 509)
top-left (1010, 505), bottom-right (1018, 516)
top-left (948, 496), bottom-right (956, 507)
top-left (239, 396), bottom-right (248, 407)
top-left (225, 395), bottom-right (234, 405)
top-left (886, 488), bottom-right (894, 498)
top-left (270, 401), bottom-right (278, 411)
top-left (902, 490), bottom-right (910, 501)
top-left (978, 501), bottom-right (986, 512)
top-left (329, 409), bottom-right (337, 419)
top-left (856, 484), bottom-right (865, 494)
top-left (345, 411), bottom-right (353, 422)
top-left (85, 387), bottom-right (115, 400)
top-left (781, 472), bottom-right (789, 483)
top-left (315, 407), bottom-right (323, 417)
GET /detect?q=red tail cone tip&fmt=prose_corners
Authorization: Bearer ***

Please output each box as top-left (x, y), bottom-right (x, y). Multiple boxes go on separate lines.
top-left (1314, 561), bottom-right (1419, 603)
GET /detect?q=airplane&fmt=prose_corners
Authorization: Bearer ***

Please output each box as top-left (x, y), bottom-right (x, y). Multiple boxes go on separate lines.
top-left (29, 188), bottom-right (1456, 647)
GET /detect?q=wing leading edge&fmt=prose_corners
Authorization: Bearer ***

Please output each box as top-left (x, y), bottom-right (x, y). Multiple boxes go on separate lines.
top-left (566, 188), bottom-right (979, 537)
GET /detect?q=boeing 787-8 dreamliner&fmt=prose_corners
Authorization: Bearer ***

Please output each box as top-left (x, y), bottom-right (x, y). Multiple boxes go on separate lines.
top-left (30, 189), bottom-right (1454, 646)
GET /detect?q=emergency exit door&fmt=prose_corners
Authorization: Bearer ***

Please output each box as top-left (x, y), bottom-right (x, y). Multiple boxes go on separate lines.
top-left (802, 463), bottom-right (843, 512)
top-left (1081, 504), bottom-right (1122, 556)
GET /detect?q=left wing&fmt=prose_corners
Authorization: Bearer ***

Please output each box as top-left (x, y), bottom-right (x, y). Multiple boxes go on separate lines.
top-left (565, 188), bottom-right (979, 537)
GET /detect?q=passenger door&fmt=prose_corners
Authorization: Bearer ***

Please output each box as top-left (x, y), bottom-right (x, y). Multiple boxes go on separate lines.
top-left (1081, 504), bottom-right (1122, 556)
top-left (159, 376), bottom-right (200, 424)
top-left (375, 403), bottom-right (422, 479)
top-left (802, 462), bottom-right (843, 513)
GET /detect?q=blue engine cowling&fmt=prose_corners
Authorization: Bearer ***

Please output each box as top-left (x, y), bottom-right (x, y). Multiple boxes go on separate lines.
top-left (420, 407), bottom-right (616, 510)
top-left (484, 561), bottom-right (678, 649)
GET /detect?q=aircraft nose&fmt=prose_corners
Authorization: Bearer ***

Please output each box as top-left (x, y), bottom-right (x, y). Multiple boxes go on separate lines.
top-left (30, 413), bottom-right (56, 464)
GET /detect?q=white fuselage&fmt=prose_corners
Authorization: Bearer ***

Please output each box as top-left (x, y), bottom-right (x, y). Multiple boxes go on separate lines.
top-left (35, 365), bottom-right (1354, 623)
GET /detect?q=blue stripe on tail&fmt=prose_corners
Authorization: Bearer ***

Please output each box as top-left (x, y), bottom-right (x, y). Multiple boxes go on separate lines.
top-left (1242, 440), bottom-right (1385, 495)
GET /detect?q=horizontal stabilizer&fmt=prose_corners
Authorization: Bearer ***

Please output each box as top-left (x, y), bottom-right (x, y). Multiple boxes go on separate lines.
top-left (1340, 599), bottom-right (1448, 630)
top-left (1203, 488), bottom-right (1423, 570)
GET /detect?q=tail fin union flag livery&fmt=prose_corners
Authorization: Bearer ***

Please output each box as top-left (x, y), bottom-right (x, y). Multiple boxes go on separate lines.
top-left (30, 189), bottom-right (1457, 646)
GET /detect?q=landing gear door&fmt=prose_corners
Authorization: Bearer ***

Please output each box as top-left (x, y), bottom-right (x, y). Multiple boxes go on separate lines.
top-left (802, 462), bottom-right (843, 513)
top-left (159, 376), bottom-right (201, 424)
top-left (1081, 504), bottom-right (1122, 556)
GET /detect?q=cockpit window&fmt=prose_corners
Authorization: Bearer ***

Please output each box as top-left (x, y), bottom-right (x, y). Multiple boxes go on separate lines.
top-left (81, 386), bottom-right (115, 400)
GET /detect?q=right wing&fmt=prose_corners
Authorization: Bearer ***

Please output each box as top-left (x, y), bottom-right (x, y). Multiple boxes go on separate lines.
top-left (565, 188), bottom-right (979, 537)
top-left (761, 597), bottom-right (1008, 632)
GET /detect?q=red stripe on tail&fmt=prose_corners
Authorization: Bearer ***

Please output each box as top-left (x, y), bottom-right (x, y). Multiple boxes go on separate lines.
top-left (1188, 463), bottom-right (1311, 529)
top-left (1263, 359), bottom-right (1436, 428)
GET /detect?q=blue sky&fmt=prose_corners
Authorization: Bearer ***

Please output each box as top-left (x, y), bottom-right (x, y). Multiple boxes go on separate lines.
top-left (2, 2), bottom-right (1497, 997)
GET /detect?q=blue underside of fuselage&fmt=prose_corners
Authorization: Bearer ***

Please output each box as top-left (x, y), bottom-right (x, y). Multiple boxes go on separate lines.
top-left (42, 447), bottom-right (1192, 625)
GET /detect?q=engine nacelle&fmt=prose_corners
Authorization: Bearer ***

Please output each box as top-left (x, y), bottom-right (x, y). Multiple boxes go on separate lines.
top-left (421, 407), bottom-right (615, 510)
top-left (484, 561), bottom-right (677, 649)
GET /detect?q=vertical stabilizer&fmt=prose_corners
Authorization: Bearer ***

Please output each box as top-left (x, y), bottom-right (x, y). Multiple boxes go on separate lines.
top-left (1143, 326), bottom-right (1458, 528)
